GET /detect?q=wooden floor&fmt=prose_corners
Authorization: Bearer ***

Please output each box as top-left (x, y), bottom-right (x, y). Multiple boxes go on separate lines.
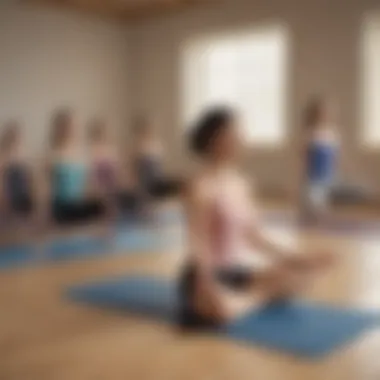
top-left (1, 212), bottom-right (380, 380)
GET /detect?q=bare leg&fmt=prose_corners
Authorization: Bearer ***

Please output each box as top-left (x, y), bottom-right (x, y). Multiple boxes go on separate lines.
top-left (191, 267), bottom-right (303, 324)
top-left (190, 253), bottom-right (335, 326)
top-left (253, 264), bottom-right (313, 301)
top-left (220, 260), bottom-right (330, 323)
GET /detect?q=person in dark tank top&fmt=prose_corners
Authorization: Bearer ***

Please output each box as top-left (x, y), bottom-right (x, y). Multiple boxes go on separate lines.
top-left (0, 121), bottom-right (35, 226)
top-left (131, 115), bottom-right (183, 201)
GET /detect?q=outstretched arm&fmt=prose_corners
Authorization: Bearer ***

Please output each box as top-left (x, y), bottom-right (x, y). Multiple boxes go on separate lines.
top-left (245, 221), bottom-right (333, 270)
top-left (243, 179), bottom-right (333, 270)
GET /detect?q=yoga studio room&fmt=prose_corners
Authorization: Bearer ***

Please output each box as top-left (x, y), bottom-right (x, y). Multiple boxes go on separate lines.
top-left (1, 0), bottom-right (380, 378)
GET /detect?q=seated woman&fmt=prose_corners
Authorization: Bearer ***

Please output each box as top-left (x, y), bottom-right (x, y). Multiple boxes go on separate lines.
top-left (45, 109), bottom-right (104, 226)
top-left (179, 107), bottom-right (334, 328)
top-left (0, 121), bottom-right (35, 227)
top-left (132, 115), bottom-right (182, 200)
top-left (87, 118), bottom-right (138, 216)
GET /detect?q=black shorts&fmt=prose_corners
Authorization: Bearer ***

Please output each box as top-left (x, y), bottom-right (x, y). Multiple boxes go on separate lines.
top-left (10, 196), bottom-right (33, 216)
top-left (147, 178), bottom-right (183, 199)
top-left (116, 191), bottom-right (143, 214)
top-left (52, 199), bottom-right (105, 225)
top-left (178, 263), bottom-right (254, 329)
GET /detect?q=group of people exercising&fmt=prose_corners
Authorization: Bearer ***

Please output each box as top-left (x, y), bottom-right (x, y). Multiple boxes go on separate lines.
top-left (0, 96), bottom-right (339, 327)
top-left (0, 109), bottom-right (180, 228)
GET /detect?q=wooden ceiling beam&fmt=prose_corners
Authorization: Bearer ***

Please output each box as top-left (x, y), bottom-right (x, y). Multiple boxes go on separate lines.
top-left (22, 0), bottom-right (216, 22)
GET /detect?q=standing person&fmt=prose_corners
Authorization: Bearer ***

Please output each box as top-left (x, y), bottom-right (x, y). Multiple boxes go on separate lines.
top-left (298, 96), bottom-right (341, 224)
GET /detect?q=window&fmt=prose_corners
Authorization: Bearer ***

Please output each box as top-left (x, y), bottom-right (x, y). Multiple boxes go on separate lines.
top-left (362, 15), bottom-right (380, 147)
top-left (182, 25), bottom-right (289, 146)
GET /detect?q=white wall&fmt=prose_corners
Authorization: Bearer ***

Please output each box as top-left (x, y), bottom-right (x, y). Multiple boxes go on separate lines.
top-left (0, 4), bottom-right (131, 155)
top-left (128, 0), bottom-right (380, 195)
top-left (1, 0), bottom-right (379, 196)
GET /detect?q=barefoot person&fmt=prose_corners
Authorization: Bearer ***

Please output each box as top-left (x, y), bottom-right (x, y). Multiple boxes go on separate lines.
top-left (179, 107), bottom-right (333, 328)
top-left (0, 121), bottom-right (36, 231)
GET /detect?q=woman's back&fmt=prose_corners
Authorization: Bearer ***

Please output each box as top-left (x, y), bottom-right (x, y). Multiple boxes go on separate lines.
top-left (187, 170), bottom-right (256, 269)
top-left (50, 151), bottom-right (87, 203)
top-left (91, 145), bottom-right (119, 192)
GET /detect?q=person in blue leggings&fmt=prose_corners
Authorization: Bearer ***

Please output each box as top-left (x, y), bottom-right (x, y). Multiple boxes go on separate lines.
top-left (299, 96), bottom-right (341, 223)
top-left (45, 109), bottom-right (104, 226)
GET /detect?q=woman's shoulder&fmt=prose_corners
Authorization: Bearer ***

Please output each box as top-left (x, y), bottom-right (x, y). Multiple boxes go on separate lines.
top-left (105, 146), bottom-right (119, 162)
top-left (48, 149), bottom-right (67, 164)
top-left (96, 143), bottom-right (117, 156)
top-left (5, 153), bottom-right (34, 169)
top-left (49, 148), bottom-right (85, 165)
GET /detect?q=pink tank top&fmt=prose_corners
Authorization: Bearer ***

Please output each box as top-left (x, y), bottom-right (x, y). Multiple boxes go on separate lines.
top-left (93, 159), bottom-right (117, 192)
top-left (208, 187), bottom-right (252, 267)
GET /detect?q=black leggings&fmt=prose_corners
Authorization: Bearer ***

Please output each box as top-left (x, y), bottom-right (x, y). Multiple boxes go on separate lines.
top-left (52, 199), bottom-right (105, 225)
top-left (146, 178), bottom-right (183, 199)
top-left (136, 156), bottom-right (182, 199)
top-left (178, 263), bottom-right (255, 329)
top-left (10, 196), bottom-right (34, 216)
top-left (116, 191), bottom-right (143, 215)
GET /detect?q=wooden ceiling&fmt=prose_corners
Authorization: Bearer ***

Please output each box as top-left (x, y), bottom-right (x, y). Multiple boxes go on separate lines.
top-left (25, 0), bottom-right (214, 21)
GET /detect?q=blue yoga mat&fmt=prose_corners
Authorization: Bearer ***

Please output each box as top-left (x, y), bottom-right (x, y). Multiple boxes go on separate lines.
top-left (43, 230), bottom-right (177, 263)
top-left (1, 209), bottom-right (377, 271)
top-left (45, 235), bottom-right (109, 262)
top-left (0, 228), bottom-right (180, 270)
top-left (0, 244), bottom-right (37, 269)
top-left (156, 209), bottom-right (184, 225)
top-left (116, 209), bottom-right (184, 228)
top-left (67, 276), bottom-right (380, 358)
top-left (113, 229), bottom-right (181, 253)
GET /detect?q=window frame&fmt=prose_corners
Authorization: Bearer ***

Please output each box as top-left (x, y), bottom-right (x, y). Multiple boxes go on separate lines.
top-left (360, 13), bottom-right (380, 150)
top-left (179, 23), bottom-right (291, 150)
